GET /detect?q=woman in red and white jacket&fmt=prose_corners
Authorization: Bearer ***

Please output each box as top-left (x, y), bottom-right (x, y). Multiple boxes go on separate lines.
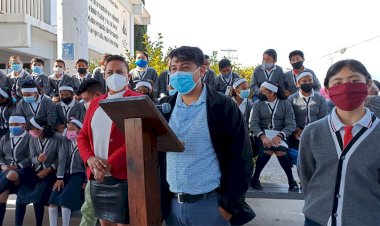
top-left (78, 55), bottom-right (141, 226)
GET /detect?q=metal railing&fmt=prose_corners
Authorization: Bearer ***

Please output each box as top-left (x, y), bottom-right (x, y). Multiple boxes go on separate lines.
top-left (0, 0), bottom-right (44, 21)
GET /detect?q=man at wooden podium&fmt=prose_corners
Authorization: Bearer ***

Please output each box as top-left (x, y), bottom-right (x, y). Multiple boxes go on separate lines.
top-left (78, 55), bottom-right (141, 226)
top-left (160, 46), bottom-right (255, 225)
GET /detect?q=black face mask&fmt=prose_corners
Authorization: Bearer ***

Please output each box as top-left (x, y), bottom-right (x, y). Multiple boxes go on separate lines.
top-left (61, 97), bottom-right (73, 105)
top-left (258, 93), bottom-right (268, 102)
top-left (300, 83), bottom-right (313, 93)
top-left (77, 68), bottom-right (87, 75)
top-left (291, 61), bottom-right (303, 70)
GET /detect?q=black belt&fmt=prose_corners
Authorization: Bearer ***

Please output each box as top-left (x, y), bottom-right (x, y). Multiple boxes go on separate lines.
top-left (172, 188), bottom-right (219, 203)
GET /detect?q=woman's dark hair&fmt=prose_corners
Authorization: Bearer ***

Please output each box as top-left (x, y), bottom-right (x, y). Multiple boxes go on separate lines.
top-left (265, 81), bottom-right (287, 100)
top-left (218, 58), bottom-right (232, 70)
top-left (288, 50), bottom-right (304, 61)
top-left (28, 116), bottom-right (55, 139)
top-left (169, 46), bottom-right (205, 67)
top-left (264, 49), bottom-right (277, 61)
top-left (324, 59), bottom-right (371, 88)
top-left (136, 51), bottom-right (149, 61)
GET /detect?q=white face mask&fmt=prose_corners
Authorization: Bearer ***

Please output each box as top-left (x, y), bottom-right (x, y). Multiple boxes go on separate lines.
top-left (106, 73), bottom-right (127, 92)
top-left (53, 67), bottom-right (64, 75)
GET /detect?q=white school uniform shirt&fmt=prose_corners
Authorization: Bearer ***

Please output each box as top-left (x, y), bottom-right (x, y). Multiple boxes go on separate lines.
top-left (233, 97), bottom-right (247, 114)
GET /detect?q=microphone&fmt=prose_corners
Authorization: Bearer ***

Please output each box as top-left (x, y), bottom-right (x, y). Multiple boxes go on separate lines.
top-left (156, 103), bottom-right (171, 114)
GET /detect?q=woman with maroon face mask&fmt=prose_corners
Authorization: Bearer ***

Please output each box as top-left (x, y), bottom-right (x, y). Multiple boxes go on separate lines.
top-left (298, 59), bottom-right (380, 226)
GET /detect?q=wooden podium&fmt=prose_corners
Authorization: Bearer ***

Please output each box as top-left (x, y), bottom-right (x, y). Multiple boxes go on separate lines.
top-left (100, 95), bottom-right (184, 226)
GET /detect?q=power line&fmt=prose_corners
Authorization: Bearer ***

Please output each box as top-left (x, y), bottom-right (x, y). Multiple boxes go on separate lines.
top-left (307, 34), bottom-right (380, 63)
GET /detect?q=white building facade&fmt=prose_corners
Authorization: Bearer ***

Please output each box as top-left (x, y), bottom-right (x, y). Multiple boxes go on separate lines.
top-left (0, 0), bottom-right (150, 74)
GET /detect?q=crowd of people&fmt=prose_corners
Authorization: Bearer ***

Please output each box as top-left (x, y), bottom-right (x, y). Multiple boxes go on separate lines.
top-left (0, 46), bottom-right (379, 226)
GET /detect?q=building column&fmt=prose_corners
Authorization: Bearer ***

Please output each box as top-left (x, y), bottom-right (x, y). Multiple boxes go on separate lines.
top-left (57, 0), bottom-right (88, 75)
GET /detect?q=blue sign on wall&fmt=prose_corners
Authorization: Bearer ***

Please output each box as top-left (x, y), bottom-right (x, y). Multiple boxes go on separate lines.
top-left (62, 43), bottom-right (74, 60)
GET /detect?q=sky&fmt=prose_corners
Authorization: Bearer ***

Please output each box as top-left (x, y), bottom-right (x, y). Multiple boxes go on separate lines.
top-left (145, 0), bottom-right (380, 83)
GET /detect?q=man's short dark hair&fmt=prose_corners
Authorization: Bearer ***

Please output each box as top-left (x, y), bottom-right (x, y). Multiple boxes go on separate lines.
top-left (77, 78), bottom-right (104, 95)
top-left (204, 54), bottom-right (210, 60)
top-left (218, 58), bottom-right (232, 70)
top-left (75, 58), bottom-right (88, 66)
top-left (55, 59), bottom-right (66, 67)
top-left (169, 46), bottom-right (204, 67)
top-left (289, 50), bottom-right (304, 61)
top-left (264, 49), bottom-right (277, 61)
top-left (104, 55), bottom-right (129, 72)
top-left (31, 57), bottom-right (44, 65)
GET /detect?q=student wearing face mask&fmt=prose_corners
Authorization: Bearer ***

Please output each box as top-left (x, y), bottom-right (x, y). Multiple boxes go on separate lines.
top-left (30, 57), bottom-right (51, 95)
top-left (0, 115), bottom-right (32, 226)
top-left (16, 116), bottom-right (66, 226)
top-left (129, 51), bottom-right (158, 93)
top-left (231, 78), bottom-right (253, 124)
top-left (77, 79), bottom-right (105, 111)
top-left (7, 56), bottom-right (32, 102)
top-left (55, 85), bottom-right (85, 134)
top-left (73, 59), bottom-right (92, 95)
top-left (49, 59), bottom-right (75, 99)
top-left (48, 119), bottom-right (86, 226)
top-left (250, 49), bottom-right (285, 96)
top-left (214, 58), bottom-right (240, 95)
top-left (134, 79), bottom-right (159, 104)
top-left (0, 88), bottom-right (16, 137)
top-left (160, 46), bottom-right (255, 226)
top-left (78, 55), bottom-right (141, 226)
top-left (298, 59), bottom-right (380, 226)
top-left (288, 71), bottom-right (328, 149)
top-left (15, 80), bottom-right (56, 126)
top-left (249, 82), bottom-right (298, 191)
top-left (283, 50), bottom-right (321, 96)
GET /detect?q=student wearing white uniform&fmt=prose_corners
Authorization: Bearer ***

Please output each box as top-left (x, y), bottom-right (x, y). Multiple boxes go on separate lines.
top-left (298, 59), bottom-right (380, 226)
top-left (288, 71), bottom-right (328, 148)
top-left (249, 82), bottom-right (298, 191)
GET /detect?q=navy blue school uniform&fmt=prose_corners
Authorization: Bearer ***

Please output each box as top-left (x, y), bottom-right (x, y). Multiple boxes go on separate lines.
top-left (0, 131), bottom-right (32, 194)
top-left (48, 139), bottom-right (85, 211)
top-left (17, 133), bottom-right (66, 205)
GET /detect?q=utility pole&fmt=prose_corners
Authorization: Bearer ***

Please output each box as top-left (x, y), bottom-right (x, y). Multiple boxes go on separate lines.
top-left (220, 49), bottom-right (238, 61)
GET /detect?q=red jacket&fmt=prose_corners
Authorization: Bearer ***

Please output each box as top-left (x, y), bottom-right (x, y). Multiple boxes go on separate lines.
top-left (78, 89), bottom-right (141, 180)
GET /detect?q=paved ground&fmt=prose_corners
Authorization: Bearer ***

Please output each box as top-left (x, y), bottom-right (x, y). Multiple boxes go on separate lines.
top-left (3, 157), bottom-right (304, 225)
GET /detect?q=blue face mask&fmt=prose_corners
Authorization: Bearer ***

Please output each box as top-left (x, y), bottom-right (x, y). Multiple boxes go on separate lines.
top-left (239, 89), bottom-right (250, 99)
top-left (135, 59), bottom-right (148, 68)
top-left (23, 96), bottom-right (36, 103)
top-left (9, 126), bottom-right (24, 136)
top-left (32, 66), bottom-right (44, 75)
top-left (168, 89), bottom-right (177, 96)
top-left (170, 68), bottom-right (200, 95)
top-left (11, 63), bottom-right (22, 72)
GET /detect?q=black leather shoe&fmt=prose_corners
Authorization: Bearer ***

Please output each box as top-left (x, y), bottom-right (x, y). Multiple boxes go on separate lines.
top-left (289, 180), bottom-right (299, 192)
top-left (251, 179), bottom-right (263, 190)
